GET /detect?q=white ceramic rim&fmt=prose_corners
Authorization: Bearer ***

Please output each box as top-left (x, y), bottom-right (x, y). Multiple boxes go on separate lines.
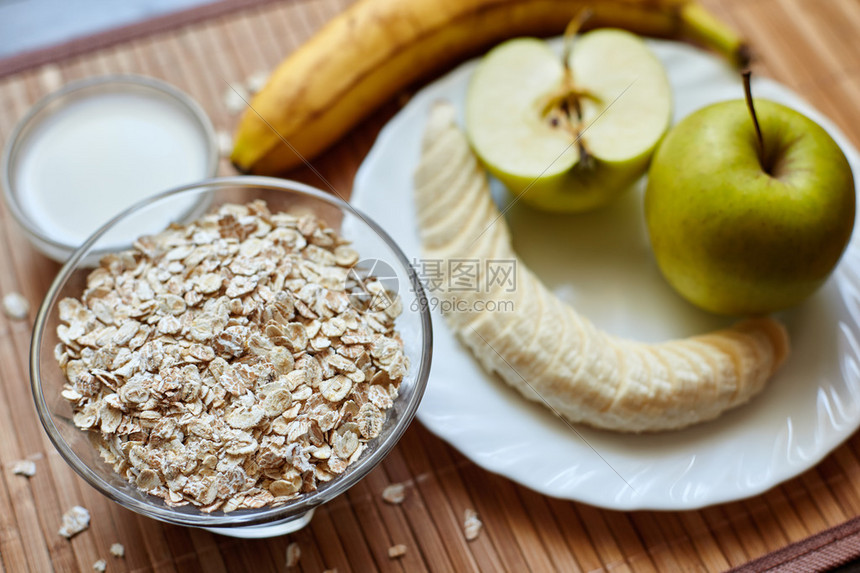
top-left (352, 37), bottom-right (860, 511)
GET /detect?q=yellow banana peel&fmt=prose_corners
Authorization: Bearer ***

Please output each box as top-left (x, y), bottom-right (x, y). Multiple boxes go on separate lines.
top-left (232, 0), bottom-right (747, 175)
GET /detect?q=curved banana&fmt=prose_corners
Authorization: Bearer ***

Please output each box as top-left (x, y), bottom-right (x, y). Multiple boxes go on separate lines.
top-left (232, 0), bottom-right (748, 175)
top-left (414, 103), bottom-right (789, 432)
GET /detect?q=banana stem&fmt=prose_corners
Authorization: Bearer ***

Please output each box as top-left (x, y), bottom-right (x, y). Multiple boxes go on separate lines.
top-left (680, 3), bottom-right (750, 68)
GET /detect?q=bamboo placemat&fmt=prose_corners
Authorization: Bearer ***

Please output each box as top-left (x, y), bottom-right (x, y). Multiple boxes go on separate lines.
top-left (1, 0), bottom-right (860, 571)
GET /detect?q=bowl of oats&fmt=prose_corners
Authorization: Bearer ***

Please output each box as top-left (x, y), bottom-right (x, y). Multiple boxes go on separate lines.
top-left (30, 176), bottom-right (432, 537)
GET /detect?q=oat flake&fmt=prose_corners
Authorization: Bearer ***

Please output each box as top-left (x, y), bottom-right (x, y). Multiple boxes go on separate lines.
top-left (58, 506), bottom-right (90, 539)
top-left (11, 460), bottom-right (36, 477)
top-left (286, 542), bottom-right (301, 567)
top-left (463, 508), bottom-right (482, 541)
top-left (245, 70), bottom-right (269, 94)
top-left (381, 483), bottom-right (406, 504)
top-left (223, 84), bottom-right (249, 114)
top-left (56, 201), bottom-right (407, 513)
top-left (3, 292), bottom-right (29, 320)
top-left (216, 131), bottom-right (233, 158)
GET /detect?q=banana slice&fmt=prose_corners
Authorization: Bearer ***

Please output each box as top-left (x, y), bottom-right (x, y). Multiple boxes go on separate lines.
top-left (414, 102), bottom-right (789, 432)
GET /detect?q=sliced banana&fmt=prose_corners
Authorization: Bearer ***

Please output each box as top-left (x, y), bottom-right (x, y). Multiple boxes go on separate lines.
top-left (414, 102), bottom-right (790, 432)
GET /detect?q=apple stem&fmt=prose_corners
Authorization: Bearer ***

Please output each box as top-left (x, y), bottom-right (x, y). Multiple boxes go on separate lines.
top-left (742, 69), bottom-right (768, 172)
top-left (562, 8), bottom-right (592, 121)
top-left (577, 140), bottom-right (592, 169)
top-left (562, 9), bottom-right (593, 74)
top-left (561, 10), bottom-right (592, 162)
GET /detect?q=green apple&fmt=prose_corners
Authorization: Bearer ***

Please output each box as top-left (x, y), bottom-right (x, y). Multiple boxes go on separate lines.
top-left (465, 29), bottom-right (671, 212)
top-left (645, 94), bottom-right (855, 316)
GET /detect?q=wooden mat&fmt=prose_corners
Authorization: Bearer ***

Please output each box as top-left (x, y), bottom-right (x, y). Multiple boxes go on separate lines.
top-left (1, 0), bottom-right (860, 570)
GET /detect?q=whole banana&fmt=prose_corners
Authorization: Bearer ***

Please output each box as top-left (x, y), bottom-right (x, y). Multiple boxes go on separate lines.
top-left (414, 103), bottom-right (788, 433)
top-left (231, 0), bottom-right (747, 175)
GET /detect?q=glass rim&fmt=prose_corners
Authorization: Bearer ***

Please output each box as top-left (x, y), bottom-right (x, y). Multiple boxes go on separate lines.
top-left (1, 74), bottom-right (219, 254)
top-left (29, 175), bottom-right (433, 527)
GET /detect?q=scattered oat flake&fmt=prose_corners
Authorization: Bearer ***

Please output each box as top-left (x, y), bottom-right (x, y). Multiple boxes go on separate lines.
top-left (382, 483), bottom-right (406, 504)
top-left (322, 569), bottom-right (337, 573)
top-left (388, 544), bottom-right (407, 559)
top-left (110, 543), bottom-right (125, 558)
top-left (216, 130), bottom-right (233, 158)
top-left (59, 505), bottom-right (90, 538)
top-left (463, 508), bottom-right (482, 541)
top-left (223, 84), bottom-right (249, 114)
top-left (11, 460), bottom-right (36, 477)
top-left (286, 542), bottom-right (301, 567)
top-left (3, 292), bottom-right (29, 320)
top-left (56, 202), bottom-right (407, 512)
top-left (245, 70), bottom-right (269, 94)
top-left (93, 559), bottom-right (106, 572)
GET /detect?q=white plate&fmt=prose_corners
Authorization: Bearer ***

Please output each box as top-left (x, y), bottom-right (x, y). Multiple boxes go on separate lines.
top-left (351, 38), bottom-right (860, 510)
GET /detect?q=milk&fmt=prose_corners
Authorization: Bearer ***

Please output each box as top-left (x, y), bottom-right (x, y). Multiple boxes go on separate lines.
top-left (14, 90), bottom-right (211, 250)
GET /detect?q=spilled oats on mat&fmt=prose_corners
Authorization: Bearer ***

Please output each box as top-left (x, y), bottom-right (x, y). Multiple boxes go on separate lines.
top-left (55, 201), bottom-right (408, 513)
top-left (58, 505), bottom-right (90, 539)
top-left (3, 292), bottom-right (29, 320)
top-left (463, 508), bottom-right (482, 541)
top-left (11, 460), bottom-right (36, 477)
top-left (286, 542), bottom-right (301, 567)
top-left (381, 482), bottom-right (406, 504)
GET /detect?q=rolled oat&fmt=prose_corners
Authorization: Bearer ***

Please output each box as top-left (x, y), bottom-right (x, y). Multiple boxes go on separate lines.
top-left (286, 542), bottom-right (301, 567)
top-left (216, 131), bottom-right (233, 158)
top-left (3, 292), bottom-right (29, 320)
top-left (245, 70), bottom-right (270, 94)
top-left (223, 84), bottom-right (249, 114)
top-left (56, 201), bottom-right (407, 513)
top-left (58, 506), bottom-right (90, 539)
top-left (381, 483), bottom-right (406, 504)
top-left (463, 508), bottom-right (482, 541)
top-left (11, 460), bottom-right (36, 477)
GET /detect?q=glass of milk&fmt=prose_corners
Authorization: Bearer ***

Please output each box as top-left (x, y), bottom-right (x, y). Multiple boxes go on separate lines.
top-left (2, 75), bottom-right (218, 262)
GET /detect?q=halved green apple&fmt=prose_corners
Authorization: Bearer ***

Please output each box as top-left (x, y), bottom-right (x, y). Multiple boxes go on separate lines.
top-left (465, 29), bottom-right (672, 212)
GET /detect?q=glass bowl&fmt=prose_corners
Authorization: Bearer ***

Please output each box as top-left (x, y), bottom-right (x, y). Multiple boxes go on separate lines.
top-left (30, 176), bottom-right (432, 538)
